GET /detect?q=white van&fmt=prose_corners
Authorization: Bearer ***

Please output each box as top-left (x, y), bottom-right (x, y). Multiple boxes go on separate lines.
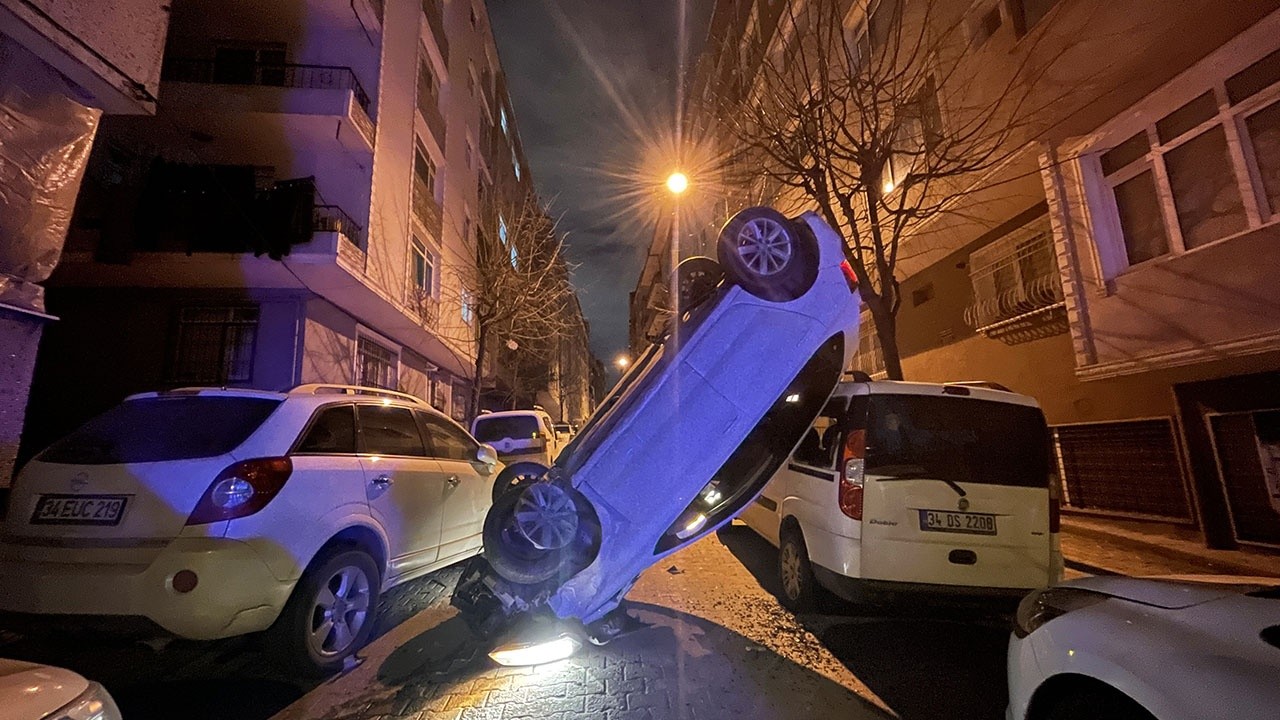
top-left (470, 408), bottom-right (563, 468)
top-left (740, 379), bottom-right (1063, 610)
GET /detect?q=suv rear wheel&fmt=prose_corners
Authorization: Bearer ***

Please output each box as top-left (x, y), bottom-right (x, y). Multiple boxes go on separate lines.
top-left (717, 207), bottom-right (818, 301)
top-left (270, 547), bottom-right (381, 675)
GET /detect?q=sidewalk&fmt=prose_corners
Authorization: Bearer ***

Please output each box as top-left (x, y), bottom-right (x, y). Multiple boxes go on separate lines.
top-left (271, 534), bottom-right (895, 720)
top-left (1060, 514), bottom-right (1280, 578)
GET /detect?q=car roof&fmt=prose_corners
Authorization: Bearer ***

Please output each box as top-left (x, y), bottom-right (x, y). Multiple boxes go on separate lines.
top-left (832, 379), bottom-right (1041, 408)
top-left (126, 384), bottom-right (451, 415)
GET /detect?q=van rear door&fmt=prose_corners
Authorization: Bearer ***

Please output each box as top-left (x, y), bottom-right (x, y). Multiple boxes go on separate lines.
top-left (858, 389), bottom-right (1054, 589)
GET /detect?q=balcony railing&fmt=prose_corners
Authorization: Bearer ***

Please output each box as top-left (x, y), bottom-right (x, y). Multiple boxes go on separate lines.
top-left (964, 223), bottom-right (1068, 343)
top-left (313, 204), bottom-right (364, 249)
top-left (162, 59), bottom-right (372, 114)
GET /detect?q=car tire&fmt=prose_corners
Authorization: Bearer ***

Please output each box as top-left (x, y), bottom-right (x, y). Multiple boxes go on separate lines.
top-left (492, 461), bottom-right (547, 503)
top-left (778, 527), bottom-right (821, 612)
top-left (671, 256), bottom-right (723, 316)
top-left (483, 481), bottom-right (598, 585)
top-left (1039, 683), bottom-right (1157, 720)
top-left (268, 547), bottom-right (381, 676)
top-left (717, 207), bottom-right (818, 301)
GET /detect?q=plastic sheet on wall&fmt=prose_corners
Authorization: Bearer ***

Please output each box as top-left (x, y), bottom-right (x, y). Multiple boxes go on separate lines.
top-left (0, 32), bottom-right (101, 313)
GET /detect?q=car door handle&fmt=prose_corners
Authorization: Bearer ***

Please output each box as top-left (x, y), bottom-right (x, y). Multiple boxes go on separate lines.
top-left (446, 474), bottom-right (460, 487)
top-left (371, 474), bottom-right (393, 487)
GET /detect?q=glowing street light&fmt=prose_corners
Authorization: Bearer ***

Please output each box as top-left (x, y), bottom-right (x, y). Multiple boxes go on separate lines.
top-left (666, 171), bottom-right (689, 195)
top-left (615, 355), bottom-right (630, 369)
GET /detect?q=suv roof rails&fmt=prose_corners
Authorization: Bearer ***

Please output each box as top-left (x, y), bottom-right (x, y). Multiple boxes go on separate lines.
top-left (945, 381), bottom-right (1013, 393)
top-left (843, 370), bottom-right (873, 383)
top-left (290, 383), bottom-right (429, 406)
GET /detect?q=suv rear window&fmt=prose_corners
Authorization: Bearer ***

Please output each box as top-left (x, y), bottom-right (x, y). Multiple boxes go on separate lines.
top-left (864, 394), bottom-right (1050, 488)
top-left (39, 396), bottom-right (282, 464)
top-left (473, 415), bottom-right (540, 443)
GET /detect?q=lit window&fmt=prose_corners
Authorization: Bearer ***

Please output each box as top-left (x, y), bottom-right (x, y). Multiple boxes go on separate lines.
top-left (512, 149), bottom-right (521, 180)
top-left (498, 214), bottom-right (508, 244)
top-left (500, 107), bottom-right (509, 136)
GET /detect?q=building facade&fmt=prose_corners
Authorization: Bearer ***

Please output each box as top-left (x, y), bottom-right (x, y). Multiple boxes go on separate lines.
top-left (0, 0), bottom-right (172, 484)
top-left (669, 0), bottom-right (1280, 549)
top-left (17, 0), bottom-right (588, 463)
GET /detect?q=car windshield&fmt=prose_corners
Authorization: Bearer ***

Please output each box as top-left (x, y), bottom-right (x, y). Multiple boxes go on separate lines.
top-left (472, 415), bottom-right (540, 442)
top-left (865, 394), bottom-right (1051, 488)
top-left (38, 396), bottom-right (282, 464)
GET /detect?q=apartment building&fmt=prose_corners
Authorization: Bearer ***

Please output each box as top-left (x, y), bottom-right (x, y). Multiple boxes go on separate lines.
top-left (16, 0), bottom-right (579, 461)
top-left (0, 0), bottom-right (172, 483)
top-left (660, 0), bottom-right (1280, 549)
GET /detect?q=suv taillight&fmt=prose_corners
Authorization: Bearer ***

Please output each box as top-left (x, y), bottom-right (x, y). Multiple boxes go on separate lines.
top-left (186, 457), bottom-right (292, 525)
top-left (839, 430), bottom-right (865, 520)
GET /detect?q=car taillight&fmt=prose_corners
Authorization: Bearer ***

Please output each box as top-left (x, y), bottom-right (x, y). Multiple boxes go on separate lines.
top-left (839, 260), bottom-right (859, 294)
top-left (839, 429), bottom-right (865, 520)
top-left (186, 457), bottom-right (292, 525)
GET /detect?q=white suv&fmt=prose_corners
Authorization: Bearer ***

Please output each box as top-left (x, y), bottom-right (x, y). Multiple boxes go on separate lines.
top-left (740, 379), bottom-right (1063, 611)
top-left (0, 384), bottom-right (500, 673)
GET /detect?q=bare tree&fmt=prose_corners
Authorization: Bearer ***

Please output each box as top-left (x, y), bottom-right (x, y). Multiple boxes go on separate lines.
top-left (709, 0), bottom-right (1085, 379)
top-left (431, 193), bottom-right (577, 419)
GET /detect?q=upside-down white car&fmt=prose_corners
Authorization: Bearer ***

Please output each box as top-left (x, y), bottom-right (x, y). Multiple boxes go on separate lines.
top-left (1007, 575), bottom-right (1280, 720)
top-left (453, 206), bottom-right (862, 642)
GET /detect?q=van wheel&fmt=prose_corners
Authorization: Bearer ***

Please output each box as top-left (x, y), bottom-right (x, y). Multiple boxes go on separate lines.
top-left (269, 548), bottom-right (381, 676)
top-left (778, 528), bottom-right (821, 612)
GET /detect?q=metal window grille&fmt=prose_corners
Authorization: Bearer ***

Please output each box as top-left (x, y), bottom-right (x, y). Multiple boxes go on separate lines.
top-left (170, 307), bottom-right (259, 384)
top-left (357, 336), bottom-right (398, 390)
top-left (1052, 419), bottom-right (1193, 522)
top-left (965, 218), bottom-right (1064, 331)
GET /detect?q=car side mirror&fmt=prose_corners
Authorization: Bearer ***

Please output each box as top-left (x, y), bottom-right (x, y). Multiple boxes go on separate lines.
top-left (476, 444), bottom-right (498, 466)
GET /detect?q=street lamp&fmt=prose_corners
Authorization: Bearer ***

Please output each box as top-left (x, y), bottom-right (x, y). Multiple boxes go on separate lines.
top-left (666, 171), bottom-right (689, 195)
top-left (615, 355), bottom-right (630, 370)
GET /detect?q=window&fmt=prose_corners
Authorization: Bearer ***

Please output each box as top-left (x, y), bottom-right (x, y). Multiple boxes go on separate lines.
top-left (461, 290), bottom-right (475, 325)
top-left (357, 336), bottom-right (398, 390)
top-left (969, 4), bottom-right (1002, 45)
top-left (852, 312), bottom-right (885, 376)
top-left (791, 398), bottom-right (847, 469)
top-left (357, 405), bottom-right (427, 456)
top-left (472, 415), bottom-right (540, 443)
top-left (911, 283), bottom-right (935, 307)
top-left (512, 149), bottom-right (521, 180)
top-left (470, 4), bottom-right (478, 28)
top-left (39, 397), bottom-right (281, 465)
top-left (500, 107), bottom-right (509, 136)
top-left (296, 405), bottom-right (357, 454)
top-left (415, 51), bottom-right (437, 118)
top-left (170, 306), bottom-right (259, 384)
top-left (418, 412), bottom-right (477, 460)
top-left (1010, 0), bottom-right (1060, 36)
top-left (463, 213), bottom-right (472, 245)
top-left (411, 237), bottom-right (435, 297)
top-left (498, 214), bottom-right (508, 244)
top-left (844, 22), bottom-right (870, 73)
top-left (868, 0), bottom-right (900, 54)
top-left (413, 140), bottom-right (436, 199)
top-left (1091, 44), bottom-right (1280, 273)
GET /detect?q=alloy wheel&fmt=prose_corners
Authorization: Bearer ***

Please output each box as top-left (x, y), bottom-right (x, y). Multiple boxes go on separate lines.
top-left (736, 217), bottom-right (793, 276)
top-left (308, 565), bottom-right (372, 658)
top-left (513, 483), bottom-right (580, 550)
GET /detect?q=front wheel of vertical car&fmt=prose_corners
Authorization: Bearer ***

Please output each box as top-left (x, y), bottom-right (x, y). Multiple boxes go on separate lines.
top-left (717, 207), bottom-right (818, 301)
top-left (483, 482), bottom-right (600, 585)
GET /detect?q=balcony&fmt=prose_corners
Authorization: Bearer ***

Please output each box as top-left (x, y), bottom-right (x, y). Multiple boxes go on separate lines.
top-left (412, 177), bottom-right (444, 242)
top-left (963, 222), bottom-right (1068, 344)
top-left (160, 58), bottom-right (375, 153)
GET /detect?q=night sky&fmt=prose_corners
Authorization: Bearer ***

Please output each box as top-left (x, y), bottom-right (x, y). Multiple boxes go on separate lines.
top-left (488, 0), bottom-right (715, 368)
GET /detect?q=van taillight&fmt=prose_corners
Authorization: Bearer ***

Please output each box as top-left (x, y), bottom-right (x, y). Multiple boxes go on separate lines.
top-left (839, 430), bottom-right (865, 520)
top-left (186, 457), bottom-right (292, 525)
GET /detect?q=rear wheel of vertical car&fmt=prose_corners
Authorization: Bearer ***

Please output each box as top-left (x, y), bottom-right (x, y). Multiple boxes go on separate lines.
top-left (778, 526), bottom-right (822, 612)
top-left (483, 481), bottom-right (600, 585)
top-left (671, 256), bottom-right (724, 315)
top-left (269, 547), bottom-right (381, 676)
top-left (717, 207), bottom-right (819, 301)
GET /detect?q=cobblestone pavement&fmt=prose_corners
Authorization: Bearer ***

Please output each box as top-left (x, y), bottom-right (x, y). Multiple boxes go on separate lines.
top-left (273, 530), bottom-right (894, 720)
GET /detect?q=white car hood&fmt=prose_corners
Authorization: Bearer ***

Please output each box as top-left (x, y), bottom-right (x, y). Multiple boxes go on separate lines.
top-left (1067, 575), bottom-right (1276, 609)
top-left (0, 658), bottom-right (89, 719)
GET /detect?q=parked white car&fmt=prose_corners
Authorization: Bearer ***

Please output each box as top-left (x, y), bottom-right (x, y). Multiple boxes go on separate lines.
top-left (740, 380), bottom-right (1063, 610)
top-left (0, 384), bottom-right (499, 673)
top-left (471, 408), bottom-right (563, 467)
top-left (1007, 575), bottom-right (1280, 720)
top-left (0, 658), bottom-right (120, 720)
